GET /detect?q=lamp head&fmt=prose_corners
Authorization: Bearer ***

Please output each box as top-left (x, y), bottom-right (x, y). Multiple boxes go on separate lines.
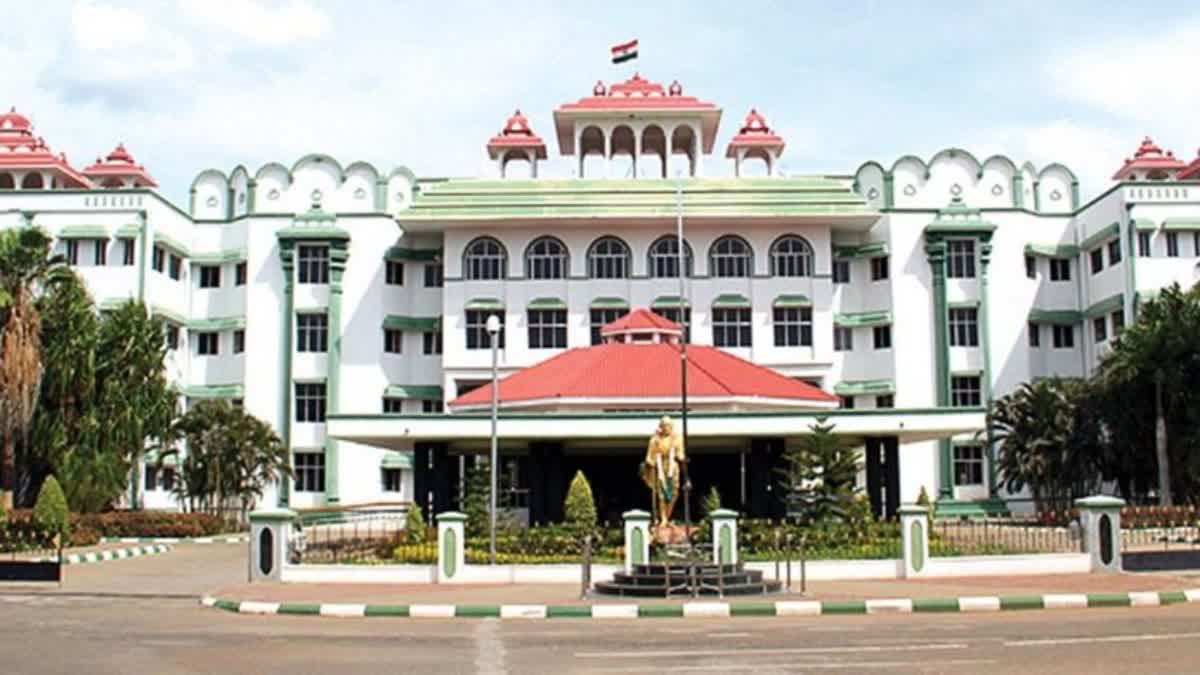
top-left (485, 314), bottom-right (501, 334)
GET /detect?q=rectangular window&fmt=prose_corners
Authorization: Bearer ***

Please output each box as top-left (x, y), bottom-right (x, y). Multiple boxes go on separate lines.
top-left (423, 331), bottom-right (442, 355)
top-left (840, 395), bottom-right (855, 409)
top-left (93, 239), bottom-right (107, 265)
top-left (1049, 258), bottom-right (1071, 281)
top-left (1052, 324), bottom-right (1074, 348)
top-left (651, 307), bottom-right (691, 342)
top-left (870, 256), bottom-right (889, 281)
top-left (1167, 232), bottom-right (1179, 258)
top-left (1093, 316), bottom-right (1107, 343)
top-left (165, 324), bottom-right (180, 351)
top-left (1024, 255), bottom-right (1036, 279)
top-left (294, 382), bottom-right (327, 423)
top-left (1138, 232), bottom-right (1152, 257)
top-left (382, 397), bottom-right (404, 413)
top-left (873, 324), bottom-right (892, 350)
top-left (384, 328), bottom-right (403, 354)
top-left (953, 445), bottom-right (985, 486)
top-left (294, 451), bottom-right (326, 492)
top-left (832, 259), bottom-right (850, 284)
top-left (875, 394), bottom-right (895, 409)
top-left (773, 307), bottom-right (813, 347)
top-left (465, 310), bottom-right (504, 350)
top-left (169, 254), bottom-right (182, 281)
top-left (950, 375), bottom-right (982, 407)
top-left (386, 260), bottom-right (405, 285)
top-left (152, 245), bottom-right (165, 272)
top-left (297, 245), bottom-right (330, 284)
top-left (1107, 239), bottom-right (1122, 265)
top-left (296, 313), bottom-right (329, 353)
top-left (424, 263), bottom-right (444, 288)
top-left (144, 462), bottom-right (157, 492)
top-left (122, 239), bottom-right (135, 266)
top-left (590, 308), bottom-right (624, 345)
top-left (196, 331), bottom-right (219, 356)
top-left (232, 398), bottom-right (243, 408)
top-left (422, 399), bottom-right (444, 414)
top-left (1195, 232), bottom-right (1200, 257)
top-left (833, 326), bottom-right (854, 352)
top-left (1112, 310), bottom-right (1125, 337)
top-left (1090, 248), bottom-right (1103, 274)
top-left (1028, 322), bottom-right (1040, 348)
top-left (712, 308), bottom-right (752, 348)
top-left (382, 468), bottom-right (403, 493)
top-left (233, 329), bottom-right (245, 354)
top-left (948, 307), bottom-right (979, 347)
top-left (198, 265), bottom-right (221, 288)
top-left (947, 240), bottom-right (976, 278)
top-left (235, 262), bottom-right (247, 286)
top-left (66, 240), bottom-right (79, 265)
top-left (527, 309), bottom-right (568, 349)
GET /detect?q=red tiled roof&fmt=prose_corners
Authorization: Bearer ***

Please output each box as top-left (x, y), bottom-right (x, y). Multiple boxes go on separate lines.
top-left (725, 108), bottom-right (784, 158)
top-left (557, 74), bottom-right (717, 113)
top-left (600, 307), bottom-right (681, 336)
top-left (448, 341), bottom-right (838, 410)
top-left (1112, 136), bottom-right (1186, 180)
top-left (486, 109), bottom-right (547, 160)
top-left (1179, 150), bottom-right (1200, 180)
top-left (0, 107), bottom-right (92, 188)
top-left (83, 143), bottom-right (158, 187)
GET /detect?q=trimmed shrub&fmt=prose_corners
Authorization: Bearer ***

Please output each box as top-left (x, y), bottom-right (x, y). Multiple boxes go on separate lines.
top-left (702, 486), bottom-right (722, 517)
top-left (405, 503), bottom-right (428, 544)
top-left (563, 470), bottom-right (597, 532)
top-left (73, 511), bottom-right (231, 539)
top-left (34, 476), bottom-right (70, 539)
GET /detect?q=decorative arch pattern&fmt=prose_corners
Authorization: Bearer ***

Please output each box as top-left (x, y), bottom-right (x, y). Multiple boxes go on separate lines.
top-left (463, 236), bottom-right (507, 280)
top-left (770, 235), bottom-right (814, 277)
top-left (648, 235), bottom-right (693, 278)
top-left (524, 236), bottom-right (569, 279)
top-left (587, 236), bottom-right (631, 279)
top-left (709, 235), bottom-right (753, 278)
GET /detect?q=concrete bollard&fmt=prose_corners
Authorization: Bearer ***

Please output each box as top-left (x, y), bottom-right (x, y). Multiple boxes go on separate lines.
top-left (248, 508), bottom-right (297, 582)
top-left (710, 508), bottom-right (739, 565)
top-left (436, 511), bottom-right (467, 583)
top-left (1075, 495), bottom-right (1125, 573)
top-left (899, 504), bottom-right (930, 578)
top-left (622, 509), bottom-right (651, 573)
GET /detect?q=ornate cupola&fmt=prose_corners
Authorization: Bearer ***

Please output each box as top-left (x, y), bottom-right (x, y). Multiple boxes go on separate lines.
top-left (0, 107), bottom-right (90, 189)
top-left (487, 110), bottom-right (547, 178)
top-left (599, 308), bottom-right (683, 344)
top-left (83, 143), bottom-right (158, 188)
top-left (1112, 136), bottom-right (1186, 181)
top-left (725, 108), bottom-right (785, 177)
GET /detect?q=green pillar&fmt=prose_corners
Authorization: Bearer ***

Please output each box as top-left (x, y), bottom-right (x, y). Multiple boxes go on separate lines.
top-left (129, 211), bottom-right (149, 511)
top-left (278, 242), bottom-right (296, 507)
top-left (979, 237), bottom-right (998, 498)
top-left (1011, 174), bottom-right (1024, 209)
top-left (925, 238), bottom-right (953, 500)
top-left (324, 242), bottom-right (350, 504)
top-left (882, 172), bottom-right (895, 209)
top-left (247, 178), bottom-right (258, 214)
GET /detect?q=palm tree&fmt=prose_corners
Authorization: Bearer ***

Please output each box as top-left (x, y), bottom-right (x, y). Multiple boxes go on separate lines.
top-left (0, 228), bottom-right (67, 508)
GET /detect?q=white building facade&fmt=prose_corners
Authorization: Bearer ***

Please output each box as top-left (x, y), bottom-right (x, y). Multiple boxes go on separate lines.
top-left (3, 83), bottom-right (1200, 518)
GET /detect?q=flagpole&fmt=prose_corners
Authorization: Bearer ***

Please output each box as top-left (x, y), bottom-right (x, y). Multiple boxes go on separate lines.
top-left (676, 173), bottom-right (691, 538)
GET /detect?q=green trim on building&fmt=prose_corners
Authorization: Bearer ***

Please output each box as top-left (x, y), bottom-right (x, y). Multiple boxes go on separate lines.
top-left (153, 231), bottom-right (191, 256)
top-left (1079, 222), bottom-right (1120, 251)
top-left (652, 295), bottom-right (689, 308)
top-left (277, 242), bottom-right (297, 507)
top-left (711, 293), bottom-right (751, 308)
top-left (1133, 218), bottom-right (1157, 231)
top-left (528, 297), bottom-right (567, 310)
top-left (1084, 293), bottom-right (1123, 319)
top-left (190, 248), bottom-right (248, 264)
top-left (948, 300), bottom-right (980, 309)
top-left (276, 225), bottom-right (350, 241)
top-left (384, 385), bottom-right (444, 400)
top-left (589, 297), bottom-right (629, 309)
top-left (183, 384), bottom-right (246, 399)
top-left (1024, 243), bottom-right (1079, 258)
top-left (324, 239), bottom-right (351, 504)
top-left (1162, 218), bottom-right (1200, 231)
top-left (923, 198), bottom-right (997, 236)
top-left (384, 246), bottom-right (442, 262)
top-left (382, 315), bottom-right (440, 332)
top-left (1028, 309), bottom-right (1083, 324)
top-left (380, 451), bottom-right (413, 470)
top-left (135, 214), bottom-right (147, 303)
top-left (833, 379), bottom-right (895, 396)
top-left (149, 304), bottom-right (187, 325)
top-left (465, 297), bottom-right (504, 310)
top-left (772, 294), bottom-right (812, 308)
top-left (116, 223), bottom-right (141, 238)
top-left (833, 241), bottom-right (889, 259)
top-left (58, 225), bottom-right (110, 239)
top-left (98, 297), bottom-right (131, 311)
top-left (187, 316), bottom-right (246, 331)
top-left (833, 310), bottom-right (892, 327)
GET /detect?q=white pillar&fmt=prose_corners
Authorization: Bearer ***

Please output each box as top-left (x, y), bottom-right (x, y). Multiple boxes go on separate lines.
top-left (632, 131), bottom-right (641, 179)
top-left (1075, 495), bottom-right (1124, 573)
top-left (899, 504), bottom-right (930, 578)
top-left (622, 509), bottom-right (651, 573)
top-left (529, 150), bottom-right (538, 178)
top-left (603, 131), bottom-right (612, 179)
top-left (248, 508), bottom-right (296, 582)
top-left (436, 511), bottom-right (467, 583)
top-left (734, 148), bottom-right (746, 178)
top-left (710, 508), bottom-right (739, 565)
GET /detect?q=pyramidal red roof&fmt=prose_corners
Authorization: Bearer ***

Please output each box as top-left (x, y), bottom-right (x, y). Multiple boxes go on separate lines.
top-left (1179, 149), bottom-right (1200, 180)
top-left (448, 341), bottom-right (838, 411)
top-left (486, 109), bottom-right (547, 160)
top-left (1113, 136), bottom-right (1186, 180)
top-left (83, 143), bottom-right (158, 187)
top-left (557, 74), bottom-right (717, 113)
top-left (600, 307), bottom-right (681, 336)
top-left (0, 106), bottom-right (91, 188)
top-left (725, 108), bottom-right (784, 158)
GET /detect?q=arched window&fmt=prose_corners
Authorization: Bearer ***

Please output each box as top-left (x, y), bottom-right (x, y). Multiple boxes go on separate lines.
top-left (524, 236), bottom-right (568, 279)
top-left (20, 173), bottom-right (43, 189)
top-left (463, 237), bottom-right (507, 280)
top-left (648, 236), bottom-right (693, 278)
top-left (709, 236), bottom-right (752, 278)
top-left (770, 235), bottom-right (814, 277)
top-left (587, 236), bottom-right (630, 279)
top-left (0, 173), bottom-right (14, 190)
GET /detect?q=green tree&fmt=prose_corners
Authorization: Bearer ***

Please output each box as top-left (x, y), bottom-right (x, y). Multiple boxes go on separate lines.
top-left (33, 475), bottom-right (69, 540)
top-left (167, 400), bottom-right (290, 522)
top-left (563, 470), bottom-right (597, 532)
top-left (990, 377), bottom-right (1105, 508)
top-left (702, 485), bottom-right (722, 517)
top-left (777, 419), bottom-right (862, 524)
top-left (463, 458), bottom-right (490, 538)
top-left (405, 502), bottom-right (428, 544)
top-left (0, 228), bottom-right (68, 508)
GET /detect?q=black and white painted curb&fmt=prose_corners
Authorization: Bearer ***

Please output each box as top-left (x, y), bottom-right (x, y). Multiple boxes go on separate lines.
top-left (64, 544), bottom-right (172, 565)
top-left (101, 535), bottom-right (248, 545)
top-left (201, 588), bottom-right (1200, 619)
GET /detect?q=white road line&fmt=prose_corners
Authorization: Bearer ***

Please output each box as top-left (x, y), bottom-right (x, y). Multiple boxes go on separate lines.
top-left (590, 604), bottom-right (639, 619)
top-left (1006, 631), bottom-right (1200, 647)
top-left (500, 605), bottom-right (547, 619)
top-left (575, 643), bottom-right (969, 659)
top-left (707, 632), bottom-right (752, 638)
top-left (582, 658), bottom-right (996, 673)
top-left (410, 604), bottom-right (455, 618)
top-left (319, 603), bottom-right (366, 618)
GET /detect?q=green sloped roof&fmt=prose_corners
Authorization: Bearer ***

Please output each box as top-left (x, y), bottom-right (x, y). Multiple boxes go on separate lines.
top-left (834, 310), bottom-right (892, 327)
top-left (1162, 218), bottom-right (1200, 231)
top-left (651, 295), bottom-right (689, 308)
top-left (1084, 294), bottom-right (1123, 319)
top-left (1080, 222), bottom-right (1119, 251)
top-left (711, 293), bottom-right (750, 308)
top-left (833, 241), bottom-right (889, 259)
top-left (58, 225), bottom-right (110, 239)
top-left (464, 297), bottom-right (504, 310)
top-left (382, 315), bottom-right (440, 331)
top-left (191, 248), bottom-right (247, 264)
top-left (384, 246), bottom-right (441, 262)
top-left (183, 383), bottom-right (245, 399)
top-left (153, 231), bottom-right (191, 256)
top-left (1028, 308), bottom-right (1082, 324)
top-left (1133, 218), bottom-right (1157, 231)
top-left (528, 297), bottom-right (567, 310)
top-left (773, 294), bottom-right (811, 307)
top-left (589, 297), bottom-right (628, 309)
top-left (1025, 242), bottom-right (1079, 258)
top-left (384, 385), bottom-right (443, 400)
top-left (381, 451), bottom-right (413, 470)
top-left (834, 379), bottom-right (895, 396)
top-left (187, 316), bottom-right (246, 331)
top-left (115, 223), bottom-right (142, 238)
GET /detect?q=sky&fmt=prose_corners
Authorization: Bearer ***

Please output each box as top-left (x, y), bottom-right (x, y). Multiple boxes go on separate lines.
top-left (4, 1), bottom-right (1199, 205)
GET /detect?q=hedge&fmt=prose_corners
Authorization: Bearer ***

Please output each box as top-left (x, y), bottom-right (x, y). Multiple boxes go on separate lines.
top-left (3, 510), bottom-right (232, 548)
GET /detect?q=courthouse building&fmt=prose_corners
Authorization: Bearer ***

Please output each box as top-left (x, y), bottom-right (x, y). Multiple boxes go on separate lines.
top-left (2, 76), bottom-right (1199, 519)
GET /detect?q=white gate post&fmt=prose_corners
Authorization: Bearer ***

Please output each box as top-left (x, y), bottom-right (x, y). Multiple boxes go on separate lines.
top-left (710, 509), bottom-right (739, 565)
top-left (899, 504), bottom-right (930, 578)
top-left (436, 511), bottom-right (467, 583)
top-left (248, 508), bottom-right (296, 582)
top-left (622, 509), bottom-right (651, 573)
top-left (1075, 495), bottom-right (1124, 573)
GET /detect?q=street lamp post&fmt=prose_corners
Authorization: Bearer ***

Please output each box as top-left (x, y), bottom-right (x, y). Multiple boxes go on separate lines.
top-left (486, 314), bottom-right (501, 565)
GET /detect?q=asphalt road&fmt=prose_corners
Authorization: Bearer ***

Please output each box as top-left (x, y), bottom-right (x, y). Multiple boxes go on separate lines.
top-left (4, 544), bottom-right (1200, 674)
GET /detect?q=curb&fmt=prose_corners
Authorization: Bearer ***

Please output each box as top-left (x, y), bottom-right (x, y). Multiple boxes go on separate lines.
top-left (200, 588), bottom-right (1200, 619)
top-left (64, 544), bottom-right (172, 565)
top-left (101, 535), bottom-right (248, 545)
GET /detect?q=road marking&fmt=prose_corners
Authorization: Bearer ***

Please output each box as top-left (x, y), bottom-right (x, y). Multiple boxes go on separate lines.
top-left (410, 604), bottom-right (455, 618)
top-left (319, 603), bottom-right (366, 618)
top-left (1006, 631), bottom-right (1200, 647)
top-left (1042, 594), bottom-right (1088, 610)
top-left (591, 604), bottom-right (639, 619)
top-left (683, 602), bottom-right (730, 618)
top-left (1128, 592), bottom-right (1160, 607)
top-left (775, 600), bottom-right (822, 616)
top-left (474, 618), bottom-right (507, 675)
top-left (582, 658), bottom-right (996, 673)
top-left (237, 601), bottom-right (279, 615)
top-left (866, 598), bottom-right (912, 614)
top-left (575, 643), bottom-right (969, 659)
top-left (500, 605), bottom-right (546, 619)
top-left (707, 632), bottom-right (752, 638)
top-left (958, 596), bottom-right (1001, 612)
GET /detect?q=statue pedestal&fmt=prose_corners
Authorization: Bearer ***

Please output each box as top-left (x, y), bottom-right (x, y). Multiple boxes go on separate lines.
top-left (651, 523), bottom-right (697, 546)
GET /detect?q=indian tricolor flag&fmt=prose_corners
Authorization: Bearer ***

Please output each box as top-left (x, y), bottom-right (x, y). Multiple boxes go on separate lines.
top-left (611, 39), bottom-right (638, 64)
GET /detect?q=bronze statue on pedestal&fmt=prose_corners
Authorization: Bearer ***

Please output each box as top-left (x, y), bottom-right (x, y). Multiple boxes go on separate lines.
top-left (641, 415), bottom-right (687, 530)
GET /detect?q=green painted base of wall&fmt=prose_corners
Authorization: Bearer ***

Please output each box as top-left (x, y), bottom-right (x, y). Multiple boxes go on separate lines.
top-left (934, 498), bottom-right (1009, 519)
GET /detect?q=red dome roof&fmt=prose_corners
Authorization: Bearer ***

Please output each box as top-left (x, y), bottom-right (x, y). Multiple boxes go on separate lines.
top-left (83, 143), bottom-right (158, 187)
top-left (600, 307), bottom-right (682, 339)
top-left (0, 108), bottom-right (91, 188)
top-left (0, 107), bottom-right (32, 131)
top-left (725, 108), bottom-right (785, 158)
top-left (1112, 136), bottom-right (1186, 180)
top-left (486, 109), bottom-right (547, 160)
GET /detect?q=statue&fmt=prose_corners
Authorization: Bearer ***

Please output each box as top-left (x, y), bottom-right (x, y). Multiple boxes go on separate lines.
top-left (641, 416), bottom-right (687, 529)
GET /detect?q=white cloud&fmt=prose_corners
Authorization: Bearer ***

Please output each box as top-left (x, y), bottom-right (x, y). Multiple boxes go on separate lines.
top-left (70, 1), bottom-right (193, 80)
top-left (971, 121), bottom-right (1130, 199)
top-left (177, 0), bottom-right (330, 47)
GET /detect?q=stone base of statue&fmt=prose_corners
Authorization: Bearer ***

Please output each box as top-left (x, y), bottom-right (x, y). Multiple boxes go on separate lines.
top-left (651, 523), bottom-right (697, 546)
top-left (593, 561), bottom-right (781, 597)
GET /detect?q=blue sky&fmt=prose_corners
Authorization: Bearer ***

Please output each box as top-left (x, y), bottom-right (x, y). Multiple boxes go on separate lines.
top-left (3, 1), bottom-right (1198, 204)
